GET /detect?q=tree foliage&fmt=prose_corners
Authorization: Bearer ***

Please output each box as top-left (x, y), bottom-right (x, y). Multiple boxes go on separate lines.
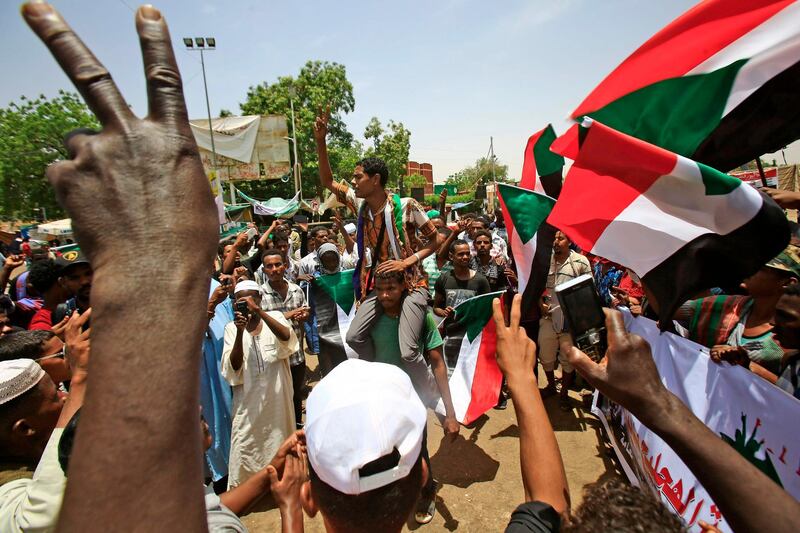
top-left (405, 173), bottom-right (428, 189)
top-left (445, 156), bottom-right (509, 192)
top-left (0, 91), bottom-right (99, 220)
top-left (238, 60), bottom-right (356, 198)
top-left (362, 117), bottom-right (411, 189)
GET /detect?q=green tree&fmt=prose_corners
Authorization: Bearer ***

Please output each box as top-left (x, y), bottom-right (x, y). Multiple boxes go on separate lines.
top-left (405, 173), bottom-right (427, 189)
top-left (364, 117), bottom-right (383, 150)
top-left (446, 155), bottom-right (509, 192)
top-left (238, 60), bottom-right (355, 199)
top-left (363, 117), bottom-right (411, 189)
top-left (0, 91), bottom-right (99, 219)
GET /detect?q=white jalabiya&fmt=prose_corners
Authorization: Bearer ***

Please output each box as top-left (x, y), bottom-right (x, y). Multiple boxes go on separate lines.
top-left (221, 312), bottom-right (298, 489)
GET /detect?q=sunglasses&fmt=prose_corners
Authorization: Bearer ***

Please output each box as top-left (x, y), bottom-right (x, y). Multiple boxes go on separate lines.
top-left (35, 346), bottom-right (66, 362)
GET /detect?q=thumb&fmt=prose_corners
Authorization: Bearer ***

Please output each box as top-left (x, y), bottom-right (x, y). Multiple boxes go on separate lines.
top-left (266, 465), bottom-right (279, 485)
top-left (559, 334), bottom-right (602, 382)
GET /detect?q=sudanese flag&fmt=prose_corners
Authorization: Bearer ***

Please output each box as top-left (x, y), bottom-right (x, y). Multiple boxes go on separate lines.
top-left (437, 291), bottom-right (505, 425)
top-left (313, 270), bottom-right (357, 372)
top-left (572, 0), bottom-right (800, 171)
top-left (548, 119), bottom-right (789, 325)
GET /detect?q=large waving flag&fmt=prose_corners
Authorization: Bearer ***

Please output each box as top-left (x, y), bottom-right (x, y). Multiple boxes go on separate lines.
top-left (437, 291), bottom-right (505, 425)
top-left (572, 0), bottom-right (800, 171)
top-left (313, 270), bottom-right (357, 373)
top-left (548, 119), bottom-right (789, 324)
top-left (499, 125), bottom-right (563, 318)
top-left (519, 124), bottom-right (565, 197)
top-left (497, 184), bottom-right (556, 317)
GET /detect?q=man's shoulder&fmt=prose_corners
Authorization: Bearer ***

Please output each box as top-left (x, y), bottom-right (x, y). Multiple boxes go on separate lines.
top-left (286, 281), bottom-right (303, 293)
top-left (471, 270), bottom-right (490, 284)
top-left (435, 270), bottom-right (454, 287)
top-left (571, 251), bottom-right (591, 266)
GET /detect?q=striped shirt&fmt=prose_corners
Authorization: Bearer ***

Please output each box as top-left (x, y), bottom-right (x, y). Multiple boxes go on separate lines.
top-left (259, 280), bottom-right (307, 366)
top-left (332, 181), bottom-right (436, 292)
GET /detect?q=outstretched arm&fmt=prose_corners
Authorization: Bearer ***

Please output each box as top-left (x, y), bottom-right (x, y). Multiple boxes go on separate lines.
top-left (561, 309), bottom-right (800, 533)
top-left (313, 107), bottom-right (335, 192)
top-left (22, 3), bottom-right (216, 531)
top-left (426, 345), bottom-right (459, 441)
top-left (494, 294), bottom-right (569, 513)
top-left (334, 215), bottom-right (355, 254)
top-left (437, 219), bottom-right (465, 269)
top-left (0, 255), bottom-right (24, 295)
top-left (437, 188), bottom-right (447, 219)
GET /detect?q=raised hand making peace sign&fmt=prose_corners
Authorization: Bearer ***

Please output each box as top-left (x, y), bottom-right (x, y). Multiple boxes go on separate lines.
top-left (22, 2), bottom-right (217, 269)
top-left (21, 3), bottom-right (217, 531)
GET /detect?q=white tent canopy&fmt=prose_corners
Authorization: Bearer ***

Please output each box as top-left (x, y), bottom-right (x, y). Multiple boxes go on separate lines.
top-left (36, 218), bottom-right (72, 236)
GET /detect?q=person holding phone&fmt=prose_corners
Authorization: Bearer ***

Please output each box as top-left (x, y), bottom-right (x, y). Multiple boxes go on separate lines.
top-left (538, 231), bottom-right (591, 411)
top-left (221, 280), bottom-right (298, 490)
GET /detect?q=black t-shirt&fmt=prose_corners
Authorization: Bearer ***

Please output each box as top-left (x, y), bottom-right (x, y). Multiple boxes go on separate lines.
top-left (434, 270), bottom-right (491, 309)
top-left (505, 501), bottom-right (561, 533)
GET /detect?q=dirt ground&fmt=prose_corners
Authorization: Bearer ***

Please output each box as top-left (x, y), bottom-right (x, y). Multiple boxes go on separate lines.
top-left (241, 356), bottom-right (621, 532)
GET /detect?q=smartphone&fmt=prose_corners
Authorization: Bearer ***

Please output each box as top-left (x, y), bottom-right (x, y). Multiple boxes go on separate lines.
top-left (554, 274), bottom-right (607, 362)
top-left (293, 214), bottom-right (309, 224)
top-left (235, 301), bottom-right (249, 316)
top-left (245, 227), bottom-right (258, 240)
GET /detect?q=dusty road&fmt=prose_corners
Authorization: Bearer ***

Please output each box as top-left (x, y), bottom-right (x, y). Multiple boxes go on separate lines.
top-left (241, 358), bottom-right (621, 532)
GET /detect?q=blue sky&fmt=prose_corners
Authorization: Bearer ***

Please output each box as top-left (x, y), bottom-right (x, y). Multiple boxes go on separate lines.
top-left (2, 0), bottom-right (797, 182)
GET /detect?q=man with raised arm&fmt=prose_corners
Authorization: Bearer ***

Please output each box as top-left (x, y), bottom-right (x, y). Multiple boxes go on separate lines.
top-left (313, 110), bottom-right (438, 367)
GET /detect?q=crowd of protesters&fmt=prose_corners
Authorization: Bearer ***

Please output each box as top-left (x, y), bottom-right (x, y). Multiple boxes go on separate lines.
top-left (1, 3), bottom-right (800, 532)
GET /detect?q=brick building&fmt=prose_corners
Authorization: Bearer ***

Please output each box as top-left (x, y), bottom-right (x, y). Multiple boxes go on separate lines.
top-left (406, 161), bottom-right (434, 194)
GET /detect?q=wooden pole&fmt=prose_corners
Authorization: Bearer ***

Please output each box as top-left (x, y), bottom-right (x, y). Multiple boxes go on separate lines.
top-left (755, 158), bottom-right (769, 187)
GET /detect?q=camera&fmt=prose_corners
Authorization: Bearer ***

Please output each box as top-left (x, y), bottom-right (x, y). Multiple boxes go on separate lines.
top-left (235, 301), bottom-right (249, 316)
top-left (554, 274), bottom-right (607, 362)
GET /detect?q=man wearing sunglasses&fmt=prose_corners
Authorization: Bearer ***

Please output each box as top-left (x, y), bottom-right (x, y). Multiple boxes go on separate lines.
top-left (0, 331), bottom-right (70, 387)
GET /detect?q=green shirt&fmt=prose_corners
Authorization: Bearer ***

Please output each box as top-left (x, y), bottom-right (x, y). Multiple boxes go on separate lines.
top-left (371, 312), bottom-right (443, 369)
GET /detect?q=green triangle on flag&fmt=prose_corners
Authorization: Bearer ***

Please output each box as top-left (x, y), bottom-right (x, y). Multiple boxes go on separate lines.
top-left (454, 291), bottom-right (505, 343)
top-left (697, 162), bottom-right (741, 196)
top-left (497, 184), bottom-right (556, 243)
top-left (314, 269), bottom-right (356, 315)
top-left (532, 125), bottom-right (565, 178)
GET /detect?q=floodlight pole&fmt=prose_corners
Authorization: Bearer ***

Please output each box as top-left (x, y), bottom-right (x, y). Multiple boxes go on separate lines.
top-left (288, 87), bottom-right (302, 203)
top-left (185, 38), bottom-right (230, 204)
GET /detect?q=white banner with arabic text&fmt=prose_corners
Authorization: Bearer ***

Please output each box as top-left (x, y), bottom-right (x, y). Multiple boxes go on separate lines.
top-left (593, 311), bottom-right (800, 532)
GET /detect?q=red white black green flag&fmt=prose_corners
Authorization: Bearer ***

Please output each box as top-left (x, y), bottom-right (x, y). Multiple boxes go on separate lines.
top-left (499, 124), bottom-right (562, 317)
top-left (548, 119), bottom-right (789, 323)
top-left (572, 0), bottom-right (800, 171)
top-left (437, 291), bottom-right (505, 425)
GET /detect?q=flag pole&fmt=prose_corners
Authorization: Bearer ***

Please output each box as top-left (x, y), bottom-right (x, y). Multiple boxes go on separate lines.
top-left (755, 158), bottom-right (768, 187)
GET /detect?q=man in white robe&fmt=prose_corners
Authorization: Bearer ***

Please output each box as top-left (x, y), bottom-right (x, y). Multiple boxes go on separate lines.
top-left (221, 281), bottom-right (298, 489)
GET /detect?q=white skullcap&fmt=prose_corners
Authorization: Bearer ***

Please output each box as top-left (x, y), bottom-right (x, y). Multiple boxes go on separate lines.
top-left (344, 223), bottom-right (357, 235)
top-left (234, 280), bottom-right (260, 294)
top-left (305, 359), bottom-right (426, 495)
top-left (0, 359), bottom-right (45, 405)
top-left (316, 243), bottom-right (340, 258)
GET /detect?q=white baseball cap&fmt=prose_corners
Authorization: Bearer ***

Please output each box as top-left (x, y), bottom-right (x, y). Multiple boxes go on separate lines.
top-left (305, 359), bottom-right (426, 495)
